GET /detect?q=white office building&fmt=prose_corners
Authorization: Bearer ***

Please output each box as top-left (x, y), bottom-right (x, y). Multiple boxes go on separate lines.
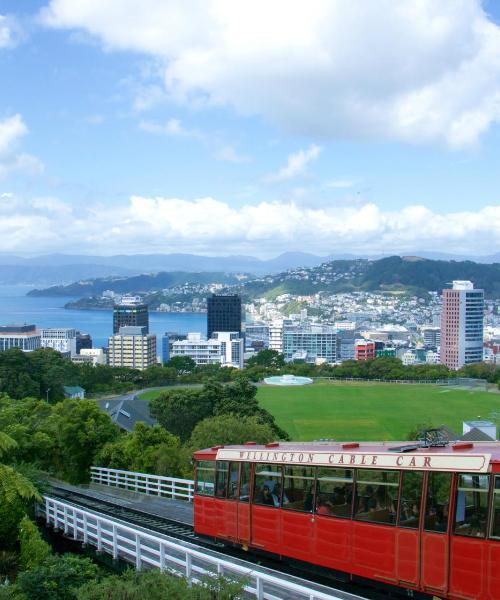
top-left (283, 324), bottom-right (338, 364)
top-left (169, 332), bottom-right (244, 369)
top-left (0, 325), bottom-right (41, 352)
top-left (41, 328), bottom-right (77, 356)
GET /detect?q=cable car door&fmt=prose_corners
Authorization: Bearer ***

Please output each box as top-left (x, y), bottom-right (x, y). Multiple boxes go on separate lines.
top-left (237, 462), bottom-right (251, 545)
top-left (420, 472), bottom-right (452, 596)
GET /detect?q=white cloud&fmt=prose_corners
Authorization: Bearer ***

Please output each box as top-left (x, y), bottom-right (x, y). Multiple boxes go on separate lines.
top-left (0, 192), bottom-right (498, 256)
top-left (139, 117), bottom-right (249, 162)
top-left (266, 144), bottom-right (321, 182)
top-left (40, 0), bottom-right (500, 147)
top-left (213, 145), bottom-right (249, 163)
top-left (325, 179), bottom-right (355, 189)
top-left (0, 15), bottom-right (21, 48)
top-left (139, 118), bottom-right (198, 137)
top-left (0, 115), bottom-right (44, 180)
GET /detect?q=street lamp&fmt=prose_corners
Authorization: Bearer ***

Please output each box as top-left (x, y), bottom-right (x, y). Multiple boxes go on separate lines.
top-left (46, 388), bottom-right (51, 403)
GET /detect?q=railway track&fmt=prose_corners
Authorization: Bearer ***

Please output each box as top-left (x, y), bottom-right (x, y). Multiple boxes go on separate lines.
top-left (45, 485), bottom-right (428, 600)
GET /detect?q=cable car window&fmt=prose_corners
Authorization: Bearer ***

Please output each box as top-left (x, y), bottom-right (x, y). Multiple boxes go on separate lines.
top-left (215, 461), bottom-right (229, 498)
top-left (253, 463), bottom-right (282, 507)
top-left (454, 474), bottom-right (489, 538)
top-left (239, 462), bottom-right (251, 503)
top-left (195, 460), bottom-right (215, 496)
top-left (315, 468), bottom-right (353, 518)
top-left (398, 471), bottom-right (424, 529)
top-left (424, 472), bottom-right (452, 533)
top-left (354, 469), bottom-right (399, 525)
top-left (282, 466), bottom-right (315, 512)
top-left (227, 462), bottom-right (240, 500)
top-left (490, 476), bottom-right (500, 539)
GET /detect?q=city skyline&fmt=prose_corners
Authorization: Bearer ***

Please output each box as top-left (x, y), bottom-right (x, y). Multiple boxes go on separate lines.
top-left (1, 1), bottom-right (500, 257)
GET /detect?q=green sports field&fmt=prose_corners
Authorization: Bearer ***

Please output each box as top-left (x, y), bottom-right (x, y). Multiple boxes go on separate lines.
top-left (257, 381), bottom-right (500, 441)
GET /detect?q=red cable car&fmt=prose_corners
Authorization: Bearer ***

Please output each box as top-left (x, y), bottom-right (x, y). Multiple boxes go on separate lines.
top-left (193, 440), bottom-right (500, 599)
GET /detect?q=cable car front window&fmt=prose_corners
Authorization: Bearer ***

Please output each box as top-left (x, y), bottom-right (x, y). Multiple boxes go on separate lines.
top-left (195, 460), bottom-right (215, 497)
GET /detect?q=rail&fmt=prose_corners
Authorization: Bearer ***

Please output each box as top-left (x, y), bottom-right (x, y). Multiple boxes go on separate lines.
top-left (42, 496), bottom-right (358, 600)
top-left (314, 376), bottom-right (488, 387)
top-left (90, 467), bottom-right (194, 501)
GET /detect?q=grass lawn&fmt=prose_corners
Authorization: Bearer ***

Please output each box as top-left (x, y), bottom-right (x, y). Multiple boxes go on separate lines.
top-left (257, 381), bottom-right (500, 442)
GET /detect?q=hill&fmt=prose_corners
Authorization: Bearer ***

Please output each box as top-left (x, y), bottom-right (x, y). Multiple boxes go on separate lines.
top-left (27, 255), bottom-right (500, 300)
top-left (27, 271), bottom-right (244, 297)
top-left (239, 256), bottom-right (500, 298)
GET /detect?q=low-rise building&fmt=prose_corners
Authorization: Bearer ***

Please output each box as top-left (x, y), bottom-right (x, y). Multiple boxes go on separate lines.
top-left (0, 324), bottom-right (41, 352)
top-left (41, 328), bottom-right (77, 356)
top-left (108, 326), bottom-right (157, 370)
top-left (63, 385), bottom-right (85, 399)
top-left (283, 325), bottom-right (338, 364)
top-left (168, 331), bottom-right (244, 369)
top-left (354, 339), bottom-right (375, 361)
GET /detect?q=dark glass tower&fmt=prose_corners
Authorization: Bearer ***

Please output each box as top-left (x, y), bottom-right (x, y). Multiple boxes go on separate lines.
top-left (207, 294), bottom-right (242, 339)
top-left (113, 301), bottom-right (149, 334)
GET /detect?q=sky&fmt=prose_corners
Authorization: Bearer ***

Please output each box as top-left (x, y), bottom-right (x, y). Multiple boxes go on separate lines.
top-left (1, 0), bottom-right (500, 258)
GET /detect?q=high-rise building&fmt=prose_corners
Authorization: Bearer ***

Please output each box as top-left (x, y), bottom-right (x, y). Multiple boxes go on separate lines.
top-left (113, 296), bottom-right (149, 334)
top-left (76, 331), bottom-right (92, 353)
top-left (108, 326), bottom-right (156, 370)
top-left (207, 294), bottom-right (241, 339)
top-left (283, 325), bottom-right (338, 364)
top-left (0, 324), bottom-right (41, 352)
top-left (41, 328), bottom-right (77, 356)
top-left (440, 280), bottom-right (484, 370)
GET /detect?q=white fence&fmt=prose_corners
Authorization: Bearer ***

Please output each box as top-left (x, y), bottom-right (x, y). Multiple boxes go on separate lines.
top-left (91, 467), bottom-right (194, 501)
top-left (43, 496), bottom-right (356, 600)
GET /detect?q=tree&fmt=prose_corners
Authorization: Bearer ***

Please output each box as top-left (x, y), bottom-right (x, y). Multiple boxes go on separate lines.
top-left (15, 555), bottom-right (99, 600)
top-left (0, 432), bottom-right (40, 506)
top-left (167, 356), bottom-right (196, 374)
top-left (247, 349), bottom-right (285, 369)
top-left (77, 570), bottom-right (244, 600)
top-left (18, 517), bottom-right (51, 571)
top-left (0, 432), bottom-right (41, 552)
top-left (188, 414), bottom-right (275, 450)
top-left (150, 389), bottom-right (213, 442)
top-left (95, 423), bottom-right (182, 476)
top-left (41, 399), bottom-right (119, 483)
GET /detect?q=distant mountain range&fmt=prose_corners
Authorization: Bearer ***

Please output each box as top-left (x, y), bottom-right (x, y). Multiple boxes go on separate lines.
top-left (27, 255), bottom-right (500, 300)
top-left (1, 249), bottom-right (499, 285)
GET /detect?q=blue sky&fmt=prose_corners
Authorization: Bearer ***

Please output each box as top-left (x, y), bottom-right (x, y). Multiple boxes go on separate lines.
top-left (0, 0), bottom-right (500, 257)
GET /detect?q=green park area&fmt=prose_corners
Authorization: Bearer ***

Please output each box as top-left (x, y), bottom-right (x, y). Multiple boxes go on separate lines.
top-left (256, 381), bottom-right (500, 441)
top-left (138, 380), bottom-right (500, 442)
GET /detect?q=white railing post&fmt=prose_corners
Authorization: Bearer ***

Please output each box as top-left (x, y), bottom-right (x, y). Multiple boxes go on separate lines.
top-left (63, 506), bottom-right (68, 535)
top-left (96, 520), bottom-right (102, 552)
top-left (112, 524), bottom-right (118, 560)
top-left (159, 542), bottom-right (166, 572)
top-left (256, 576), bottom-right (264, 600)
top-left (72, 508), bottom-right (78, 540)
top-left (83, 513), bottom-right (88, 545)
top-left (135, 534), bottom-right (142, 570)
